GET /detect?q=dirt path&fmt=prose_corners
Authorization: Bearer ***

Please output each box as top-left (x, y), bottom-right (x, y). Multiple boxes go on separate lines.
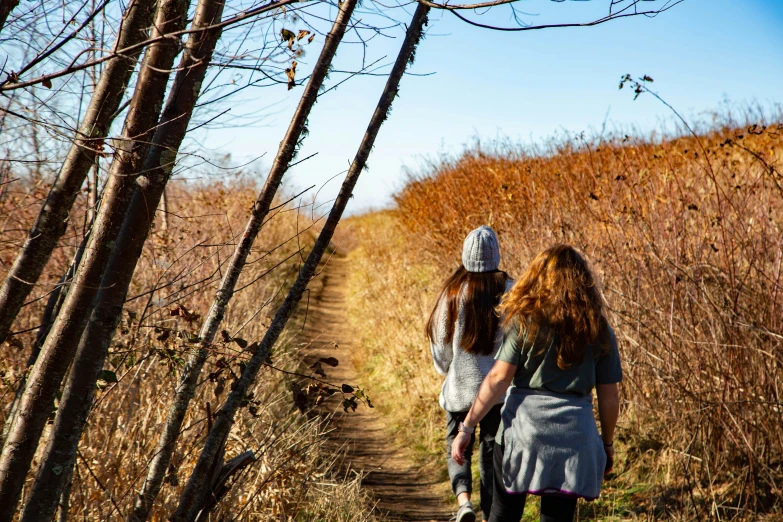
top-left (299, 252), bottom-right (453, 521)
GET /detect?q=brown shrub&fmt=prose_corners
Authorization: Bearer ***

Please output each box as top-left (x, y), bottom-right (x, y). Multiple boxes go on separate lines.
top-left (394, 122), bottom-right (783, 517)
top-left (0, 176), bottom-right (377, 520)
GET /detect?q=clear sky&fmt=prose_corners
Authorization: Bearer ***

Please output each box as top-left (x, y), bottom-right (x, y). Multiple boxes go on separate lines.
top-left (191, 0), bottom-right (783, 214)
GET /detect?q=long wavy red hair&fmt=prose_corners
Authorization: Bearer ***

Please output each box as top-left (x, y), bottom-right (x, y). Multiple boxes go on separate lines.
top-left (498, 244), bottom-right (609, 369)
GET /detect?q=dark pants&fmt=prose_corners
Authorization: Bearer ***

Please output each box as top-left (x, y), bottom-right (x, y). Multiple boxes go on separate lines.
top-left (446, 404), bottom-right (503, 520)
top-left (488, 441), bottom-right (578, 522)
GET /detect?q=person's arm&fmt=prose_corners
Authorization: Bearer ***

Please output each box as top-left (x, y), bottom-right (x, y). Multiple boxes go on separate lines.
top-left (596, 382), bottom-right (620, 473)
top-left (430, 340), bottom-right (452, 377)
top-left (429, 297), bottom-right (453, 376)
top-left (451, 360), bottom-right (516, 465)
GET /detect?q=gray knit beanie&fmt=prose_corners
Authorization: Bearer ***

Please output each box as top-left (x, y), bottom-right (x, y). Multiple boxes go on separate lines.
top-left (462, 225), bottom-right (501, 273)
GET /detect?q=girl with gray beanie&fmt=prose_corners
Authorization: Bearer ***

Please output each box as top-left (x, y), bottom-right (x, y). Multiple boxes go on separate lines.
top-left (426, 226), bottom-right (513, 522)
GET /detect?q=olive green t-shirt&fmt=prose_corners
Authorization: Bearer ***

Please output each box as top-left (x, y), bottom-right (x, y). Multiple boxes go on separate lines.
top-left (495, 322), bottom-right (623, 397)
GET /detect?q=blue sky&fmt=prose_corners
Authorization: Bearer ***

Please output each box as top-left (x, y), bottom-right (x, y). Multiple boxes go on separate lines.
top-left (193, 0), bottom-right (783, 213)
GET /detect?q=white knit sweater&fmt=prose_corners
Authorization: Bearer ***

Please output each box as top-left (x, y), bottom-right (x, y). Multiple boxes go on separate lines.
top-left (430, 279), bottom-right (513, 412)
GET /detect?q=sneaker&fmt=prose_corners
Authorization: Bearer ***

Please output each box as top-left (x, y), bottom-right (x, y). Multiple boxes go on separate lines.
top-left (455, 501), bottom-right (477, 522)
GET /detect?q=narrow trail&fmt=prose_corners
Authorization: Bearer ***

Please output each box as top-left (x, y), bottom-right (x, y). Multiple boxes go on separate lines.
top-left (299, 251), bottom-right (452, 521)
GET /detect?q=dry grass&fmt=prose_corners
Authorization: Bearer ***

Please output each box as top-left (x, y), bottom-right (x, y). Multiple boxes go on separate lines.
top-left (346, 117), bottom-right (783, 520)
top-left (0, 175), bottom-right (378, 520)
top-left (343, 213), bottom-right (443, 472)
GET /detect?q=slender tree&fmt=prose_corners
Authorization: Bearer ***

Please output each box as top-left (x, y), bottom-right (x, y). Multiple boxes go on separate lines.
top-left (0, 0), bottom-right (18, 34)
top-left (131, 1), bottom-right (358, 518)
top-left (0, 0), bottom-right (155, 344)
top-left (15, 1), bottom-right (229, 519)
top-left (0, 0), bottom-right (191, 516)
top-left (0, 236), bottom-right (88, 442)
top-left (172, 3), bottom-right (430, 519)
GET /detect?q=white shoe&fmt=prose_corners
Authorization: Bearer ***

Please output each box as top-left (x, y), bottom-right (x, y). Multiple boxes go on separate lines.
top-left (455, 501), bottom-right (477, 522)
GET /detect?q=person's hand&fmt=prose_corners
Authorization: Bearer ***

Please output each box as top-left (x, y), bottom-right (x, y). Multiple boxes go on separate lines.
top-left (451, 431), bottom-right (472, 466)
top-left (603, 443), bottom-right (615, 476)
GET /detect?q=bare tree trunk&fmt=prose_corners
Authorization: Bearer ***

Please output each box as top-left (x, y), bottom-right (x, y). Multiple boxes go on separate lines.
top-left (0, 234), bottom-right (89, 443)
top-left (160, 188), bottom-right (168, 231)
top-left (4, 230), bottom-right (90, 517)
top-left (131, 1), bottom-right (357, 519)
top-left (0, 0), bottom-right (155, 344)
top-left (17, 1), bottom-right (227, 519)
top-left (54, 463), bottom-right (74, 522)
top-left (0, 0), bottom-right (19, 34)
top-left (172, 4), bottom-right (430, 520)
top-left (86, 2), bottom-right (101, 229)
top-left (2, 150), bottom-right (99, 442)
top-left (86, 159), bottom-right (99, 225)
top-left (0, 1), bottom-right (190, 517)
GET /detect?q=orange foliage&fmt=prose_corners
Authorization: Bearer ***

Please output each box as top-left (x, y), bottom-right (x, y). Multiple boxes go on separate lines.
top-left (396, 123), bottom-right (783, 515)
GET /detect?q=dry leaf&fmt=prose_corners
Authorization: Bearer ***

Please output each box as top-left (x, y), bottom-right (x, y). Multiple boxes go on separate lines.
top-left (280, 28), bottom-right (295, 50)
top-left (169, 304), bottom-right (200, 322)
top-left (93, 139), bottom-right (109, 158)
top-left (318, 357), bottom-right (339, 367)
top-left (4, 336), bottom-right (23, 350)
top-left (309, 360), bottom-right (326, 377)
top-left (285, 61), bottom-right (297, 90)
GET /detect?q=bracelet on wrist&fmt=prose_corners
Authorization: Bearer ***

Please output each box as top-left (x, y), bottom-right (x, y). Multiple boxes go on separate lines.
top-left (603, 440), bottom-right (613, 447)
top-left (458, 421), bottom-right (475, 434)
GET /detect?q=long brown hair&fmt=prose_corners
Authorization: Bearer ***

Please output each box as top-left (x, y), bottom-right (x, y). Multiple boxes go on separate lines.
top-left (426, 265), bottom-right (509, 356)
top-left (498, 244), bottom-right (609, 369)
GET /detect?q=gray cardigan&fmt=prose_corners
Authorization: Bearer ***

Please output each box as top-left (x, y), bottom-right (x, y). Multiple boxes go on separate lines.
top-left (430, 279), bottom-right (514, 412)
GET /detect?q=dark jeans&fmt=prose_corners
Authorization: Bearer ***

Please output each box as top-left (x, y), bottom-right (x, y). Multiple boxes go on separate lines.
top-left (488, 441), bottom-right (578, 522)
top-left (446, 404), bottom-right (502, 520)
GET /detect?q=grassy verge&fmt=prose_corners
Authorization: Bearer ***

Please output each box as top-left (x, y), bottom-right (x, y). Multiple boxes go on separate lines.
top-left (342, 213), bottom-right (445, 477)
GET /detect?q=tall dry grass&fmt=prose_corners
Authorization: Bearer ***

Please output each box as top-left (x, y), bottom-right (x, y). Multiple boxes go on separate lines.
top-left (392, 118), bottom-right (783, 519)
top-left (343, 213), bottom-right (444, 473)
top-left (0, 175), bottom-right (379, 520)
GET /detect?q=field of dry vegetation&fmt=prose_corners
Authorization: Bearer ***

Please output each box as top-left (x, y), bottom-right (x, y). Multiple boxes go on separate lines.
top-left (0, 174), bottom-right (378, 520)
top-left (345, 114), bottom-right (783, 520)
